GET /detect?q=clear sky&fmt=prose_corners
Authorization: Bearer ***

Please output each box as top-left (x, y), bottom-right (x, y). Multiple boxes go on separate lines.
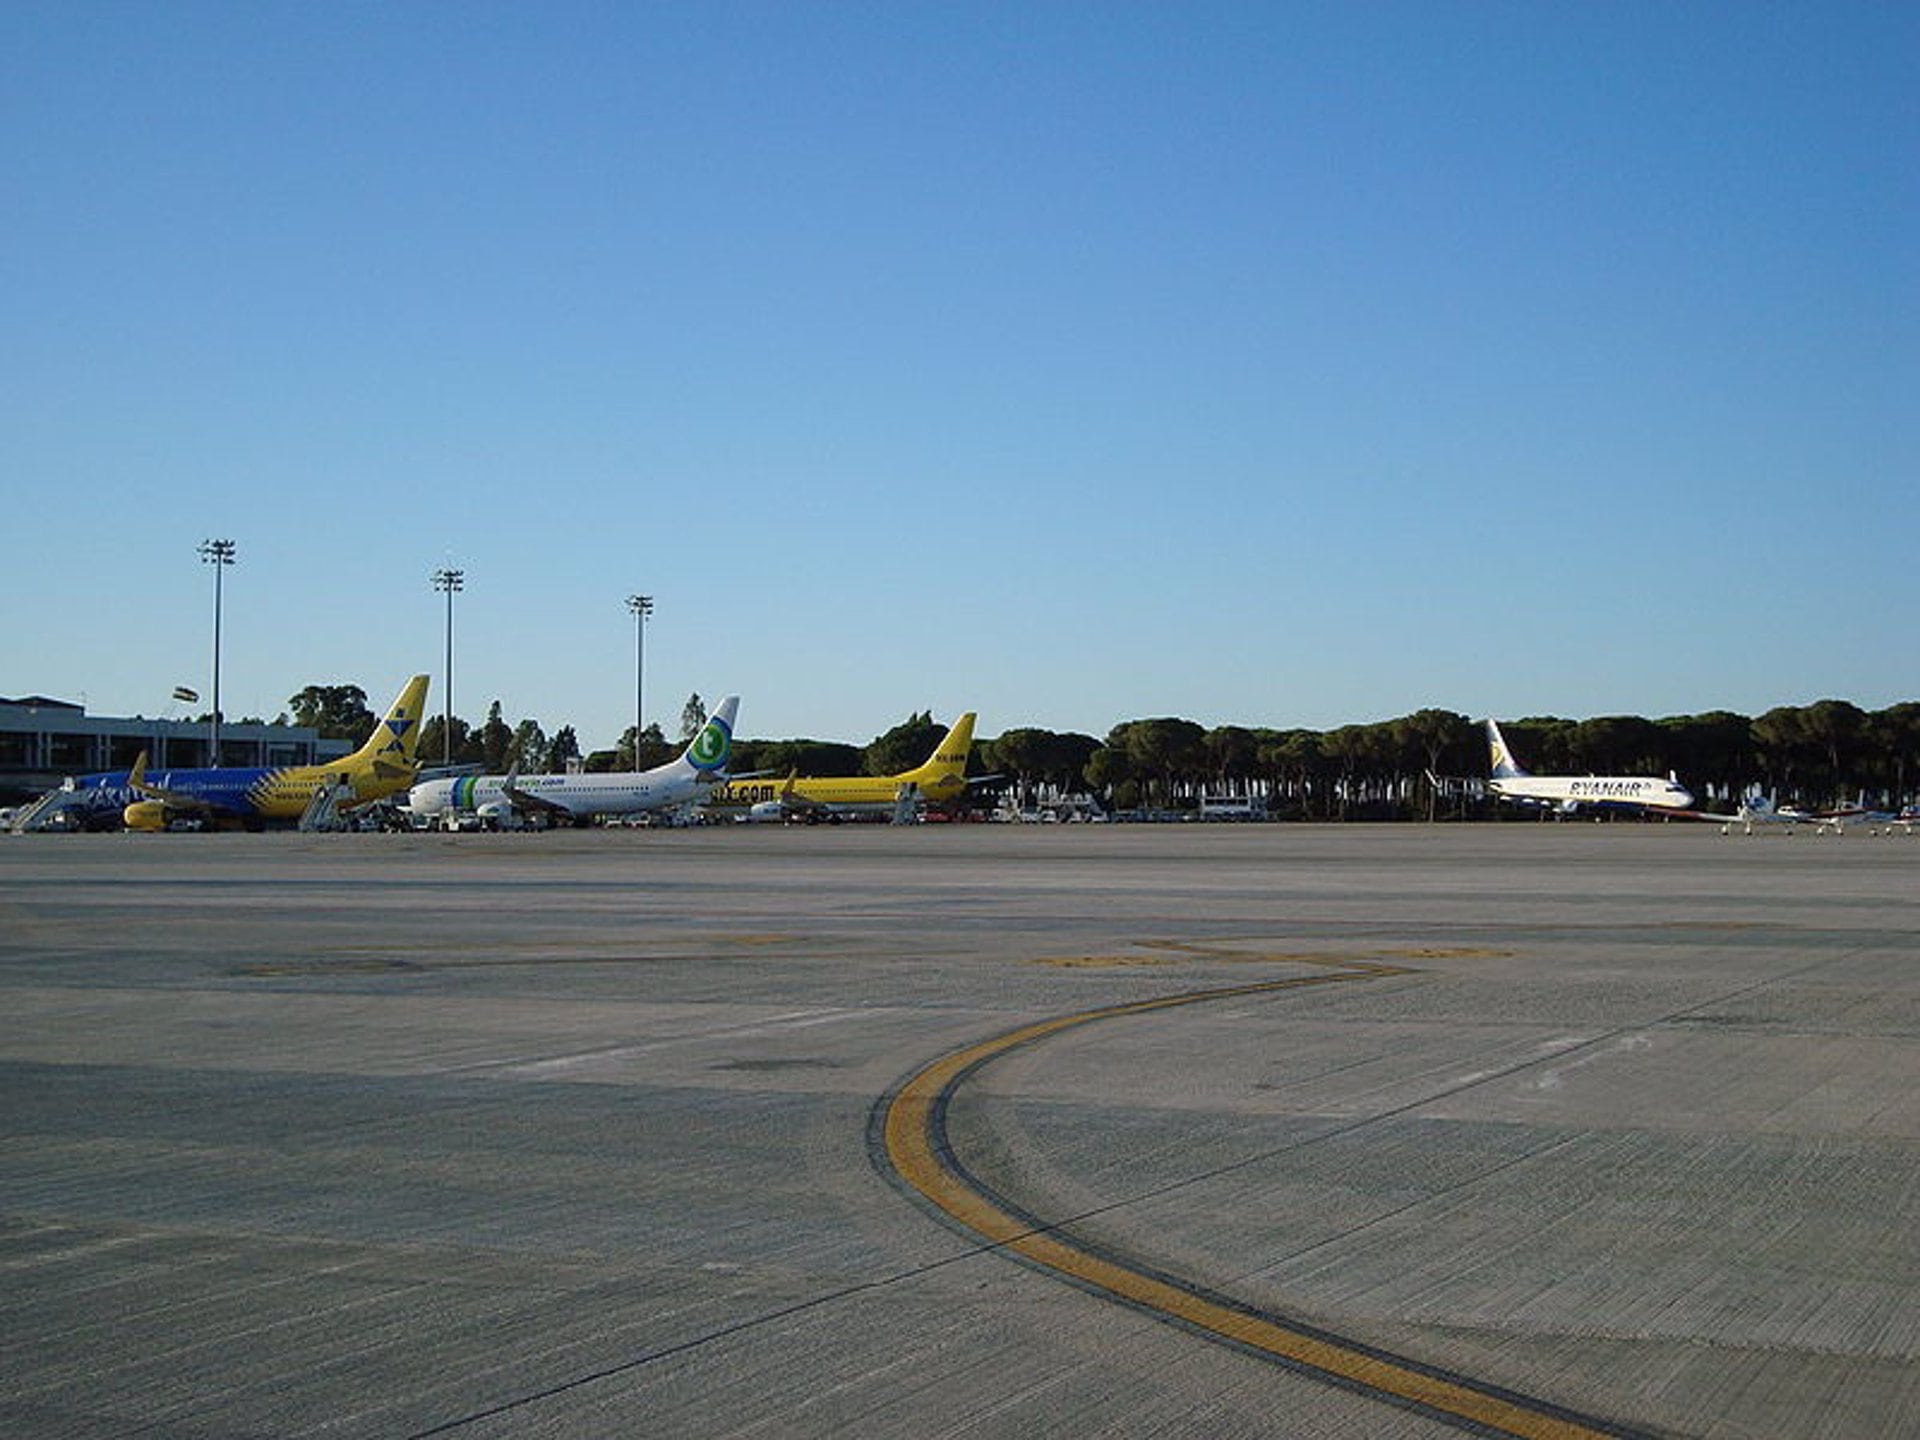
top-left (4, 2), bottom-right (1913, 749)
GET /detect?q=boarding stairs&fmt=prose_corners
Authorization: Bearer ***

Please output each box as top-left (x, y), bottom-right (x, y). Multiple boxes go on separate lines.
top-left (9, 786), bottom-right (84, 833)
top-left (297, 777), bottom-right (353, 832)
top-left (891, 782), bottom-right (920, 826)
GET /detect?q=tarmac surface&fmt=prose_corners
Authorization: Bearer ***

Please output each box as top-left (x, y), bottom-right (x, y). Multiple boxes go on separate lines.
top-left (1, 822), bottom-right (1916, 1439)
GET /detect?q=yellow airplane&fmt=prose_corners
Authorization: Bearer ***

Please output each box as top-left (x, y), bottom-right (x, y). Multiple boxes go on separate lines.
top-left (707, 712), bottom-right (982, 822)
top-left (107, 675), bottom-right (431, 831)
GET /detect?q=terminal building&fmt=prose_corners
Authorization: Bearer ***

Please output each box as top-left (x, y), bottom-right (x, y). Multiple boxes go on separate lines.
top-left (0, 696), bottom-right (350, 802)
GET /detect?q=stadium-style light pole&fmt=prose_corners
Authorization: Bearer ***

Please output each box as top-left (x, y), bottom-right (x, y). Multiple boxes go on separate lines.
top-left (198, 539), bottom-right (236, 762)
top-left (432, 567), bottom-right (465, 764)
top-left (627, 593), bottom-right (654, 764)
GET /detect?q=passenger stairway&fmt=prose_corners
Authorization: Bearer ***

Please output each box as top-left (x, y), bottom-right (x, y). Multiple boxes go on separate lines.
top-left (9, 786), bottom-right (78, 833)
top-left (297, 777), bottom-right (352, 832)
top-left (891, 782), bottom-right (920, 826)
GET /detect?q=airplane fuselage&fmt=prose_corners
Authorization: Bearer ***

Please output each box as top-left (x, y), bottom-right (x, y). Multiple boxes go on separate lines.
top-left (707, 767), bottom-right (969, 813)
top-left (410, 770), bottom-right (707, 821)
top-left (408, 696), bottom-right (740, 825)
top-left (1489, 774), bottom-right (1695, 811)
top-left (1483, 718), bottom-right (1694, 817)
top-left (707, 711), bottom-right (979, 818)
top-left (69, 757), bottom-right (407, 828)
top-left (62, 676), bottom-right (429, 831)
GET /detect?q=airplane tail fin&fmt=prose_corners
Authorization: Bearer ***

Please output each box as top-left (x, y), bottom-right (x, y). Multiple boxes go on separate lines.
top-left (352, 675), bottom-right (431, 771)
top-left (910, 712), bottom-right (977, 779)
top-left (1486, 720), bottom-right (1528, 779)
top-left (677, 695), bottom-right (738, 778)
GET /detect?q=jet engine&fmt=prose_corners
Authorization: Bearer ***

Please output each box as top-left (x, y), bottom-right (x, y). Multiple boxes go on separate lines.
top-left (123, 800), bottom-right (176, 831)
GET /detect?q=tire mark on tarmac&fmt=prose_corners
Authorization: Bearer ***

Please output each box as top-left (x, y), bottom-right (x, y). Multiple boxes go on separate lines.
top-left (877, 959), bottom-right (1647, 1440)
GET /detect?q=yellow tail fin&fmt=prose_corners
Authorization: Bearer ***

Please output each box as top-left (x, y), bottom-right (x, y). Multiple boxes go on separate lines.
top-left (910, 712), bottom-right (977, 779)
top-left (352, 675), bottom-right (431, 768)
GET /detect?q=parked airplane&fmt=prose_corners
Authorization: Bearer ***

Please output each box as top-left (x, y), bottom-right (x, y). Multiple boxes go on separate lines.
top-left (1710, 791), bottom-right (1814, 835)
top-left (708, 712), bottom-right (984, 822)
top-left (1485, 719), bottom-right (1694, 816)
top-left (1809, 794), bottom-right (1905, 835)
top-left (407, 695), bottom-right (739, 828)
top-left (67, 675), bottom-right (431, 831)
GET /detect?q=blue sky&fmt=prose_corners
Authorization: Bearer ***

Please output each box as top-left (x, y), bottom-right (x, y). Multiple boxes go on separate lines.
top-left (4, 3), bottom-right (1913, 748)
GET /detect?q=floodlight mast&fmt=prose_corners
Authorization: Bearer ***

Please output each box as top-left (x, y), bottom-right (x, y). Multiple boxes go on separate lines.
top-left (432, 568), bottom-right (465, 764)
top-left (627, 593), bottom-right (654, 764)
top-left (198, 539), bottom-right (236, 761)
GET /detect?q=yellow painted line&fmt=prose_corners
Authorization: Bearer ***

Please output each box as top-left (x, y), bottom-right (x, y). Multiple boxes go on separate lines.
top-left (881, 966), bottom-right (1633, 1440)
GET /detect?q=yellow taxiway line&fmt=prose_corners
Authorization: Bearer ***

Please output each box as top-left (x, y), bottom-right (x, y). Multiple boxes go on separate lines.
top-left (880, 962), bottom-right (1636, 1440)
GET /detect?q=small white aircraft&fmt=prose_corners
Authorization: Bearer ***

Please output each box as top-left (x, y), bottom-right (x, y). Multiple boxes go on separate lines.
top-left (1485, 719), bottom-right (1694, 817)
top-left (409, 696), bottom-right (739, 828)
top-left (1810, 794), bottom-right (1911, 836)
top-left (1711, 791), bottom-right (1814, 835)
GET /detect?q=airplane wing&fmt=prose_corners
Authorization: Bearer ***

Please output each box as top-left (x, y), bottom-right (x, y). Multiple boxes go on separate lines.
top-left (497, 767), bottom-right (577, 819)
top-left (1662, 800), bottom-right (1801, 830)
top-left (126, 751), bottom-right (228, 818)
top-left (761, 772), bottom-right (841, 820)
top-left (772, 779), bottom-right (834, 818)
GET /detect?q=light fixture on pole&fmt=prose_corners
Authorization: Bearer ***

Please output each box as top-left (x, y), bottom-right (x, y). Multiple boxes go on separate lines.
top-left (626, 593), bottom-right (654, 764)
top-left (432, 567), bottom-right (465, 764)
top-left (198, 538), bottom-right (236, 762)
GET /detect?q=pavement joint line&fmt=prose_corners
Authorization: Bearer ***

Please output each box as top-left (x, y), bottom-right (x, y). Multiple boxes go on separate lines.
top-left (878, 957), bottom-right (1650, 1440)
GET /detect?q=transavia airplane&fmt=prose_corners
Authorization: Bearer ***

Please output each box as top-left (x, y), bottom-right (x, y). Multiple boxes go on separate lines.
top-left (1485, 719), bottom-right (1695, 817)
top-left (408, 695), bottom-right (739, 828)
top-left (69, 675), bottom-right (430, 831)
top-left (707, 711), bottom-right (990, 822)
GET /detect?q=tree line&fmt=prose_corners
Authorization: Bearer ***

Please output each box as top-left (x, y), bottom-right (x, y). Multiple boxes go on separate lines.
top-left (1061, 703), bottom-right (1920, 819)
top-left (283, 685), bottom-right (1920, 819)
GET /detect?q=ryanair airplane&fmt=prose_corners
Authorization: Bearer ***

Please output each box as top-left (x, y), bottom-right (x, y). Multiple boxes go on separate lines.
top-left (71, 676), bottom-right (430, 831)
top-left (708, 712), bottom-right (986, 822)
top-left (408, 695), bottom-right (739, 828)
top-left (1486, 718), bottom-right (1694, 817)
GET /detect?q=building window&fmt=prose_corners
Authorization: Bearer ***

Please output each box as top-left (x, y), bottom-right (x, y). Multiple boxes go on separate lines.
top-left (48, 733), bottom-right (92, 769)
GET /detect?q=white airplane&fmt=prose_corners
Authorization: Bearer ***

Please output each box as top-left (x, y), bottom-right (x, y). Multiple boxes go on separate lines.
top-left (1712, 791), bottom-right (1814, 835)
top-left (1809, 794), bottom-right (1908, 836)
top-left (408, 696), bottom-right (739, 828)
top-left (1485, 719), bottom-right (1694, 816)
